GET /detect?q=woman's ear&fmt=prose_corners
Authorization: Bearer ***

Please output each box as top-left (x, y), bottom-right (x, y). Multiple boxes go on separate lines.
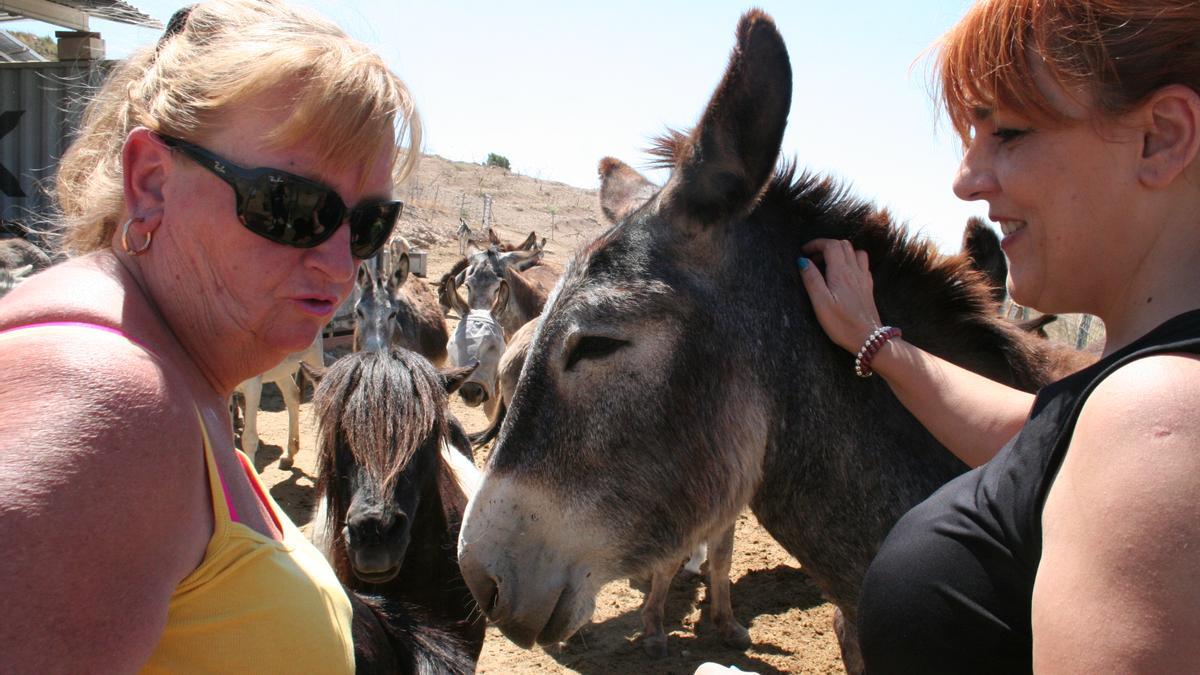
top-left (121, 127), bottom-right (173, 230)
top-left (1137, 85), bottom-right (1200, 189)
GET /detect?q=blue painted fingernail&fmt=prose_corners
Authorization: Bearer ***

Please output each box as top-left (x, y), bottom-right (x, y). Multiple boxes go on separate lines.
top-left (797, 256), bottom-right (810, 270)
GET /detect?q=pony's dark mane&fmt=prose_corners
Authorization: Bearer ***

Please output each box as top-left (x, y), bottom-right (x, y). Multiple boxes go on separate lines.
top-left (313, 349), bottom-right (451, 501)
top-left (350, 592), bottom-right (475, 675)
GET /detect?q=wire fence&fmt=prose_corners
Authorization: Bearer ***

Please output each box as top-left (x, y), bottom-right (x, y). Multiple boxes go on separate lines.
top-left (1002, 301), bottom-right (1105, 351)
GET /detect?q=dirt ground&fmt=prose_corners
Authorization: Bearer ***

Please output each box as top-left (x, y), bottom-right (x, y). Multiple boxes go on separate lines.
top-left (247, 155), bottom-right (846, 674)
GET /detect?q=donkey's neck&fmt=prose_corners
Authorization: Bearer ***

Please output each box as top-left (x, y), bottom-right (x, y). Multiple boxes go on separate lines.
top-left (722, 191), bottom-right (1051, 614)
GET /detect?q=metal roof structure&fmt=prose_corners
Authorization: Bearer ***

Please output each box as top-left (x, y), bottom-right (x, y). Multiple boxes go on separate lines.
top-left (0, 28), bottom-right (47, 61)
top-left (0, 0), bottom-right (160, 32)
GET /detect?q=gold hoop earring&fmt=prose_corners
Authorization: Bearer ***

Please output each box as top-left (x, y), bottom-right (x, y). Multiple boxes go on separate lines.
top-left (121, 217), bottom-right (152, 256)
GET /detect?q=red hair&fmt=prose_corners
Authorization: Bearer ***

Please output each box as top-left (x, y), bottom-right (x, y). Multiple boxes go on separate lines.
top-left (935, 0), bottom-right (1200, 142)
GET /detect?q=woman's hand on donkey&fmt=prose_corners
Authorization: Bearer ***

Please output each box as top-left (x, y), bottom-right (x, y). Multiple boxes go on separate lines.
top-left (798, 238), bottom-right (882, 354)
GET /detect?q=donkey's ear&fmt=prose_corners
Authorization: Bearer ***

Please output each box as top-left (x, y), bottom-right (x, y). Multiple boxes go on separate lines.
top-left (298, 361), bottom-right (327, 385)
top-left (441, 363), bottom-right (479, 394)
top-left (517, 231), bottom-right (539, 250)
top-left (598, 157), bottom-right (659, 224)
top-left (448, 277), bottom-right (470, 316)
top-left (961, 216), bottom-right (1007, 299)
top-left (502, 248), bottom-right (541, 271)
top-left (356, 262), bottom-right (372, 290)
top-left (491, 279), bottom-right (510, 315)
top-left (659, 10), bottom-right (791, 228)
top-left (488, 228), bottom-right (502, 246)
top-left (391, 252), bottom-right (411, 289)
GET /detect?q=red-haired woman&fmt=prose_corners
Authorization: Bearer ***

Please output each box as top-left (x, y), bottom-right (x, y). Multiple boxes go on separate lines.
top-left (800, 1), bottom-right (1200, 672)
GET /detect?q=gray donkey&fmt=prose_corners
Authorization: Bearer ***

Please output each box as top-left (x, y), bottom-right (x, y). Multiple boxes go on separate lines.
top-left (457, 10), bottom-right (1081, 672)
top-left (354, 247), bottom-right (449, 366)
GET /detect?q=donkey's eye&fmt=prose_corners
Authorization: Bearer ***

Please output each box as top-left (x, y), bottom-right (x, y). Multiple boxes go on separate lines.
top-left (566, 336), bottom-right (628, 371)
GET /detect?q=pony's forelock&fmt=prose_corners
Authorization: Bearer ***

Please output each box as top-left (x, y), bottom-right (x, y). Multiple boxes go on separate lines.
top-left (313, 350), bottom-right (449, 503)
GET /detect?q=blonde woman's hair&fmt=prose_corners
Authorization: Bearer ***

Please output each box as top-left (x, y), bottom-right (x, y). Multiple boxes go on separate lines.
top-left (54, 0), bottom-right (422, 256)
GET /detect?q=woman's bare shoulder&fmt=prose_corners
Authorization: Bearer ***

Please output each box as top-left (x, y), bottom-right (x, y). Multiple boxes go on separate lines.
top-left (0, 310), bottom-right (211, 668)
top-left (1034, 353), bottom-right (1200, 669)
top-left (0, 315), bottom-right (201, 472)
top-left (1083, 352), bottom-right (1200, 436)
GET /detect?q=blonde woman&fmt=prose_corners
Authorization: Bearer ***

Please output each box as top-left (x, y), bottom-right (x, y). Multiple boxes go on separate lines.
top-left (800, 0), bottom-right (1200, 671)
top-left (0, 1), bottom-right (422, 670)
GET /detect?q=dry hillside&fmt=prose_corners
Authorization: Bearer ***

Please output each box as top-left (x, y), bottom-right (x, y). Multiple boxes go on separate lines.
top-left (391, 153), bottom-right (607, 268)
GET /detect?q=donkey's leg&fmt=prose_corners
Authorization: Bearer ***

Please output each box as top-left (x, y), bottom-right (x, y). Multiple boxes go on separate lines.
top-left (278, 373), bottom-right (301, 470)
top-left (639, 559), bottom-right (679, 659)
top-left (240, 376), bottom-right (263, 467)
top-left (708, 523), bottom-right (751, 649)
top-left (833, 607), bottom-right (865, 675)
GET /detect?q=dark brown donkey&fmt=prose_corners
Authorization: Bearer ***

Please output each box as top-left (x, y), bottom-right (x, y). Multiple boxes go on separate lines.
top-left (305, 350), bottom-right (486, 671)
top-left (457, 11), bottom-right (1085, 672)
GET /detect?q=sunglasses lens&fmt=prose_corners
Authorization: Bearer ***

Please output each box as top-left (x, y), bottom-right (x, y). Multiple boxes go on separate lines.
top-left (240, 178), bottom-right (345, 248)
top-left (349, 201), bottom-right (402, 259)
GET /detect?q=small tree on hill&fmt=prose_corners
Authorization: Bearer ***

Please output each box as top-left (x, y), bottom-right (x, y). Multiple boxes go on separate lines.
top-left (485, 153), bottom-right (511, 171)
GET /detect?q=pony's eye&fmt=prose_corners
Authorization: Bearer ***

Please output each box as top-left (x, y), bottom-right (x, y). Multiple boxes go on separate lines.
top-left (566, 336), bottom-right (628, 371)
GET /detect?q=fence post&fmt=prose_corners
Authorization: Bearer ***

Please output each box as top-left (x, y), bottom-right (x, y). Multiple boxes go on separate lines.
top-left (1075, 314), bottom-right (1092, 350)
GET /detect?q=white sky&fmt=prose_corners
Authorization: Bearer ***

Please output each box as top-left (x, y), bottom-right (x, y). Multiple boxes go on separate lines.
top-left (7, 0), bottom-right (986, 252)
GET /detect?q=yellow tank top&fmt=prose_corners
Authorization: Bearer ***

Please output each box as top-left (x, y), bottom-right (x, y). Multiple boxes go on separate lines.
top-left (140, 414), bottom-right (355, 673)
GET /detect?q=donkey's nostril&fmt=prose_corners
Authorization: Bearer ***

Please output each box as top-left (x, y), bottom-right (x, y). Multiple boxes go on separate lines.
top-left (459, 551), bottom-right (504, 620)
top-left (485, 577), bottom-right (500, 615)
top-left (459, 383), bottom-right (488, 405)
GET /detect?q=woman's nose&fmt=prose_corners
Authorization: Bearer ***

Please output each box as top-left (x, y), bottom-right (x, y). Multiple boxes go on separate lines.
top-left (307, 219), bottom-right (357, 283)
top-left (952, 142), bottom-right (998, 202)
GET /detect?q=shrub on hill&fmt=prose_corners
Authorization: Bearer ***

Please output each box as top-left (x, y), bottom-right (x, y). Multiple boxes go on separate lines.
top-left (12, 31), bottom-right (56, 60)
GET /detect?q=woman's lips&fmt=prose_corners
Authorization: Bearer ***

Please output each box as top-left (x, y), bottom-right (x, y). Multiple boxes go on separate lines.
top-left (293, 297), bottom-right (337, 317)
top-left (997, 222), bottom-right (1027, 253)
top-left (997, 220), bottom-right (1026, 236)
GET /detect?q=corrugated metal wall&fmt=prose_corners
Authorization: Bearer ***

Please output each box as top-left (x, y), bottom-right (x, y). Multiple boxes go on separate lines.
top-left (0, 60), bottom-right (114, 233)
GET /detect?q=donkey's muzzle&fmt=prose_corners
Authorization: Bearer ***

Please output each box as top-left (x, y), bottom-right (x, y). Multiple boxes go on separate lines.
top-left (459, 382), bottom-right (489, 406)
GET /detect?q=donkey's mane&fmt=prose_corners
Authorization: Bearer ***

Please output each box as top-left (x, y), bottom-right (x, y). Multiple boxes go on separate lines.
top-left (765, 161), bottom-right (997, 317)
top-left (438, 256), bottom-right (471, 288)
top-left (643, 129), bottom-right (1045, 383)
top-left (313, 349), bottom-right (451, 499)
top-left (648, 128), bottom-right (999, 316)
top-left (648, 130), bottom-right (984, 297)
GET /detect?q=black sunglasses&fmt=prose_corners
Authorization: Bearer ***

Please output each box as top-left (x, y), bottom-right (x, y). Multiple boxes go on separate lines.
top-left (158, 134), bottom-right (401, 259)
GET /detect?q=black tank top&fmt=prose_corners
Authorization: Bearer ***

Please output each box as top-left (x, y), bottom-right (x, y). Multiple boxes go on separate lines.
top-left (857, 310), bottom-right (1200, 674)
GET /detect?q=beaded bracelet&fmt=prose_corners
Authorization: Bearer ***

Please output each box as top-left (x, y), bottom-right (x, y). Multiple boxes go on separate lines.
top-left (854, 325), bottom-right (902, 378)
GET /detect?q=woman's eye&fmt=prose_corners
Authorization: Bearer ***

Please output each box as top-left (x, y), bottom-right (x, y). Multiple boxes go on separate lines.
top-left (566, 336), bottom-right (628, 371)
top-left (992, 127), bottom-right (1029, 143)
